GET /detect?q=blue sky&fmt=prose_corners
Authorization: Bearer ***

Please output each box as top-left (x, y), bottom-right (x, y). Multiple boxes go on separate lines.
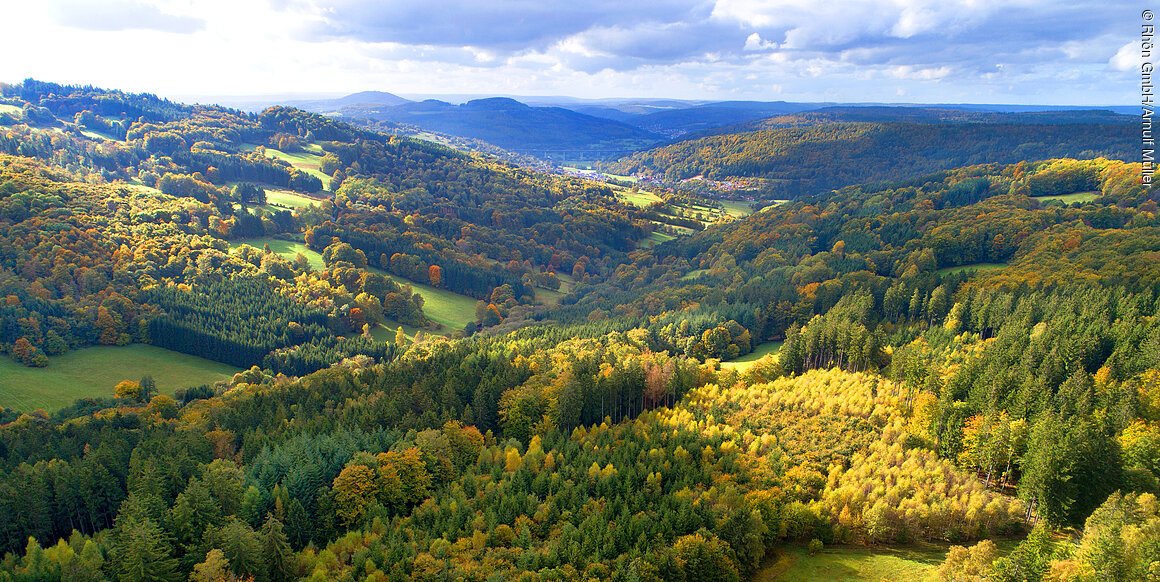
top-left (0, 0), bottom-right (1145, 104)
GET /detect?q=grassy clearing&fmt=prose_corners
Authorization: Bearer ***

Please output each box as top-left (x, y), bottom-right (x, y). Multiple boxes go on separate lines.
top-left (1034, 191), bottom-right (1099, 204)
top-left (756, 539), bottom-right (1022, 581)
top-left (615, 189), bottom-right (663, 208)
top-left (265, 189), bottom-right (324, 209)
top-left (758, 200), bottom-right (791, 212)
top-left (229, 237), bottom-right (477, 334)
top-left (371, 321), bottom-right (424, 343)
top-left (535, 287), bottom-right (566, 307)
top-left (680, 269), bottom-right (710, 281)
top-left (380, 271), bottom-right (477, 334)
top-left (265, 147), bottom-right (324, 170)
top-left (718, 199), bottom-right (755, 218)
top-left (80, 129), bottom-right (118, 141)
top-left (756, 544), bottom-right (947, 582)
top-left (720, 341), bottom-right (782, 372)
top-left (0, 103), bottom-right (21, 116)
top-left (603, 173), bottom-right (639, 183)
top-left (642, 231), bottom-right (677, 247)
top-left (0, 345), bottom-right (237, 413)
top-left (122, 182), bottom-right (164, 195)
top-left (554, 273), bottom-right (578, 293)
top-left (936, 262), bottom-right (1007, 276)
top-left (263, 147), bottom-right (332, 190)
top-left (231, 236), bottom-right (324, 270)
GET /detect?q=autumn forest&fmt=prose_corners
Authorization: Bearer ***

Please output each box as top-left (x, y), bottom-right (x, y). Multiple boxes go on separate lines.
top-left (0, 78), bottom-right (1156, 582)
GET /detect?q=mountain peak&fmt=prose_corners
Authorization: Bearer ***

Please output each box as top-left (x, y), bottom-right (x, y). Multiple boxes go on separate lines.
top-left (334, 91), bottom-right (410, 107)
top-left (462, 97), bottom-right (529, 111)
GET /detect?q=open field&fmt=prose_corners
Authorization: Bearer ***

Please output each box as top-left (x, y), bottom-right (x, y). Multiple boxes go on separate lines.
top-left (758, 200), bottom-right (791, 212)
top-left (615, 189), bottom-right (663, 208)
top-left (554, 273), bottom-right (578, 294)
top-left (720, 341), bottom-right (782, 372)
top-left (535, 287), bottom-right (566, 307)
top-left (383, 272), bottom-right (477, 333)
top-left (265, 189), bottom-right (325, 209)
top-left (0, 103), bottom-right (21, 116)
top-left (757, 539), bottom-right (1021, 581)
top-left (1034, 191), bottom-right (1099, 204)
top-left (718, 199), bottom-right (755, 217)
top-left (229, 237), bottom-right (478, 334)
top-left (936, 262), bottom-right (1008, 276)
top-left (231, 236), bottom-right (324, 269)
top-left (122, 181), bottom-right (164, 195)
top-left (80, 129), bottom-right (119, 141)
top-left (262, 146), bottom-right (332, 190)
top-left (371, 321), bottom-right (424, 343)
top-left (0, 345), bottom-right (237, 413)
top-left (603, 173), bottom-right (639, 183)
top-left (755, 544), bottom-right (948, 582)
top-left (642, 231), bottom-right (677, 247)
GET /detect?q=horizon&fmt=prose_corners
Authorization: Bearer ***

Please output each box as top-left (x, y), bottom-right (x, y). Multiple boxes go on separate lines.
top-left (183, 90), bottom-right (1139, 110)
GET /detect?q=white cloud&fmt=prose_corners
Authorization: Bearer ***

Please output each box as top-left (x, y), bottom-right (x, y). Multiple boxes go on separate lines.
top-left (744, 33), bottom-right (778, 51)
top-left (887, 65), bottom-right (952, 81)
top-left (0, 0), bottom-right (1143, 104)
top-left (49, 0), bottom-right (205, 33)
top-left (1109, 40), bottom-right (1141, 71)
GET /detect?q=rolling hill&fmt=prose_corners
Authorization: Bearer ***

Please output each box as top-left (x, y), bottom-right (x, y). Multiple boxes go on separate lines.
top-left (607, 109), bottom-right (1137, 199)
top-left (309, 95), bottom-right (664, 159)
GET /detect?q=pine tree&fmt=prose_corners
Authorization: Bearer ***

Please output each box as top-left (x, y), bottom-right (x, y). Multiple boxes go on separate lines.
top-left (260, 515), bottom-right (295, 582)
top-left (109, 516), bottom-right (180, 582)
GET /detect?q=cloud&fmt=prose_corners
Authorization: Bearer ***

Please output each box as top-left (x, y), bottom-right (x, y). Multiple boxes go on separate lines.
top-left (293, 0), bottom-right (714, 50)
top-left (744, 33), bottom-right (778, 51)
top-left (1109, 40), bottom-right (1141, 71)
top-left (49, 0), bottom-right (204, 33)
top-left (540, 20), bottom-right (751, 72)
top-left (886, 65), bottom-right (952, 81)
top-left (0, 0), bottom-right (1142, 104)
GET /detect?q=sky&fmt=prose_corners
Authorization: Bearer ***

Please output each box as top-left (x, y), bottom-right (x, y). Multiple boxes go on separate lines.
top-left (0, 0), bottom-right (1146, 105)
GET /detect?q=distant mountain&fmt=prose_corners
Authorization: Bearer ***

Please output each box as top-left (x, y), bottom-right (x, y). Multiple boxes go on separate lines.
top-left (282, 93), bottom-right (1135, 161)
top-left (545, 99), bottom-right (1135, 140)
top-left (284, 90), bottom-right (411, 113)
top-left (940, 103), bottom-right (1137, 116)
top-left (662, 106), bottom-right (1137, 144)
top-left (333, 97), bottom-right (664, 158)
top-left (562, 106), bottom-right (645, 123)
top-left (753, 106), bottom-right (1136, 127)
top-left (627, 101), bottom-right (830, 137)
top-left (326, 91), bottom-right (411, 108)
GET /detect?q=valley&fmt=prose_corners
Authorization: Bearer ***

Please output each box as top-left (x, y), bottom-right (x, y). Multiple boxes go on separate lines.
top-left (0, 71), bottom-right (1154, 582)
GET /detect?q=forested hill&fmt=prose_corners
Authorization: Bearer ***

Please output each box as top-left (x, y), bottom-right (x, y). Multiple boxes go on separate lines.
top-left (0, 79), bottom-right (658, 377)
top-left (607, 110), bottom-right (1136, 199)
top-left (310, 96), bottom-right (664, 157)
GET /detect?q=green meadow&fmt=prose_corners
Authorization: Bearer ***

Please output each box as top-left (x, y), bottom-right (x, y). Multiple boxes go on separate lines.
top-left (262, 145), bottom-right (333, 190)
top-left (720, 341), bottom-right (782, 372)
top-left (755, 544), bottom-right (948, 582)
top-left (935, 262), bottom-right (1008, 276)
top-left (1034, 191), bottom-right (1100, 204)
top-left (718, 198), bottom-right (755, 217)
top-left (0, 345), bottom-right (237, 413)
top-left (231, 237), bottom-right (478, 335)
top-left (231, 236), bottom-right (325, 269)
top-left (615, 188), bottom-right (663, 208)
top-left (385, 272), bottom-right (478, 333)
top-left (265, 189), bottom-right (325, 209)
